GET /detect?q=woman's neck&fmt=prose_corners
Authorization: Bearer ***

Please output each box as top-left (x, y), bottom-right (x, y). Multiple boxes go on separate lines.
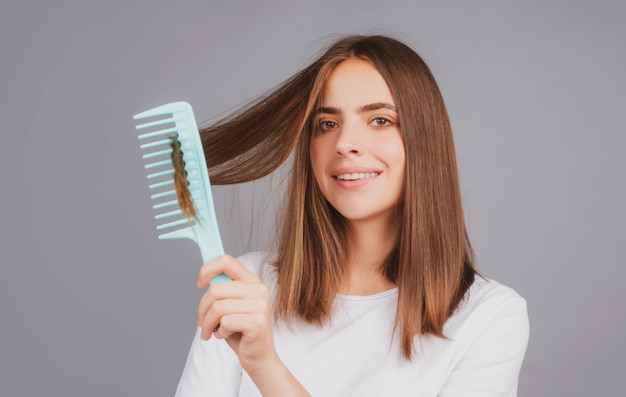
top-left (340, 218), bottom-right (398, 295)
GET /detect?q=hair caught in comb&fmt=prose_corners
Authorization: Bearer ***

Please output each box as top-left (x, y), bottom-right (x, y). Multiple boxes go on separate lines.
top-left (171, 134), bottom-right (199, 224)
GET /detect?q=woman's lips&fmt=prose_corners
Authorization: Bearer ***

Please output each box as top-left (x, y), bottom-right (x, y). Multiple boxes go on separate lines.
top-left (335, 172), bottom-right (380, 181)
top-left (331, 168), bottom-right (382, 190)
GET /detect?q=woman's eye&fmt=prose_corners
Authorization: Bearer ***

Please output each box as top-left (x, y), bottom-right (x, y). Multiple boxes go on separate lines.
top-left (370, 117), bottom-right (392, 127)
top-left (318, 120), bottom-right (338, 131)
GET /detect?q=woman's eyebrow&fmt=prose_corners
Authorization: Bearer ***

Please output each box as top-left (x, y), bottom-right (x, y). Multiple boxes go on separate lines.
top-left (313, 102), bottom-right (397, 115)
top-left (358, 102), bottom-right (397, 113)
top-left (313, 106), bottom-right (340, 115)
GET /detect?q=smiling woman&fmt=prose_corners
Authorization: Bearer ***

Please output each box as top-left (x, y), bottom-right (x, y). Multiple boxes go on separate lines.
top-left (310, 59), bottom-right (406, 229)
top-left (175, 35), bottom-right (529, 397)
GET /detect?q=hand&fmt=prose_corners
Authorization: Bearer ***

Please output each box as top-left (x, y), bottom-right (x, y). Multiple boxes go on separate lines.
top-left (197, 255), bottom-right (279, 376)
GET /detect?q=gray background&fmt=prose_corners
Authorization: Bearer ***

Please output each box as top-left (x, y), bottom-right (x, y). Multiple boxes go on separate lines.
top-left (1, 0), bottom-right (624, 396)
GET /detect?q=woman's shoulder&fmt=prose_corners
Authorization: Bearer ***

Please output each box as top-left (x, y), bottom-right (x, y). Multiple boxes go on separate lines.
top-left (432, 276), bottom-right (529, 395)
top-left (446, 274), bottom-right (529, 342)
top-left (465, 275), bottom-right (527, 314)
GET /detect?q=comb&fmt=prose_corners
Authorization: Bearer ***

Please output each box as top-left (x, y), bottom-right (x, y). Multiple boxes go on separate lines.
top-left (133, 101), bottom-right (230, 284)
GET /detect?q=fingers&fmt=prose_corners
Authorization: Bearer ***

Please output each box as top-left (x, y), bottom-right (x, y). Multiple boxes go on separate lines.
top-left (194, 255), bottom-right (279, 375)
top-left (196, 255), bottom-right (273, 344)
top-left (199, 297), bottom-right (271, 340)
top-left (197, 255), bottom-right (260, 288)
top-left (198, 280), bottom-right (269, 322)
top-left (199, 299), bottom-right (246, 340)
top-left (216, 312), bottom-right (270, 340)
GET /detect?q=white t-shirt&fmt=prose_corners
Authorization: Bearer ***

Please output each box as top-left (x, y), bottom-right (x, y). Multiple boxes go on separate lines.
top-left (176, 252), bottom-right (529, 397)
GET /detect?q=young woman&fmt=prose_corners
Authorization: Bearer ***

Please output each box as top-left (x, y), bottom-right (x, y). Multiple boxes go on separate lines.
top-left (175, 35), bottom-right (529, 397)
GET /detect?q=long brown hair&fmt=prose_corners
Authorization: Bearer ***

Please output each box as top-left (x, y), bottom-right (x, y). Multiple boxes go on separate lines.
top-left (201, 35), bottom-right (476, 360)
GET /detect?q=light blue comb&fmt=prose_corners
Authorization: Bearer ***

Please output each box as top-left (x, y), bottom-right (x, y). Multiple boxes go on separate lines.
top-left (133, 101), bottom-right (230, 284)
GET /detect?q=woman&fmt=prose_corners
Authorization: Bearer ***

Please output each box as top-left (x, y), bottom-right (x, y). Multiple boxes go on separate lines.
top-left (176, 35), bottom-right (529, 396)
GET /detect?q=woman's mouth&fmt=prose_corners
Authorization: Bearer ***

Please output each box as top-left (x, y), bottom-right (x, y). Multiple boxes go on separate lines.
top-left (334, 172), bottom-right (380, 181)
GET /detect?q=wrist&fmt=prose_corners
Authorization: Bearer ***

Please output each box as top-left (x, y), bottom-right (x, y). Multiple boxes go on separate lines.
top-left (246, 355), bottom-right (310, 397)
top-left (243, 351), bottom-right (282, 380)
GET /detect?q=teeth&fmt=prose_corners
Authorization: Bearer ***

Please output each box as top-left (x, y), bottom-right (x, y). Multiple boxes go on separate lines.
top-left (336, 172), bottom-right (379, 180)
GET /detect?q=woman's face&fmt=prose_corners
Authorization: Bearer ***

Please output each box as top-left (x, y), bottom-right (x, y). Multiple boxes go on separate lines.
top-left (310, 58), bottom-right (406, 227)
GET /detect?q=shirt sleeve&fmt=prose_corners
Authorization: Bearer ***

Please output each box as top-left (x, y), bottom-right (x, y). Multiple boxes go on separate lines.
top-left (438, 286), bottom-right (530, 397)
top-left (175, 326), bottom-right (242, 397)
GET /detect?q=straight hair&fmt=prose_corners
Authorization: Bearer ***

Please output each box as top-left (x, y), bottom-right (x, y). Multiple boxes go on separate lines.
top-left (201, 35), bottom-right (476, 360)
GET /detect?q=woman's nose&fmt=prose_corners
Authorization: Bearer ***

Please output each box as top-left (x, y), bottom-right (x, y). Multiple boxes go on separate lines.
top-left (335, 121), bottom-right (362, 156)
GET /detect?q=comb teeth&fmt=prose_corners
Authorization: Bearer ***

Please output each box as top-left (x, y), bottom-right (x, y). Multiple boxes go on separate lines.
top-left (133, 101), bottom-right (226, 270)
top-left (134, 104), bottom-right (192, 236)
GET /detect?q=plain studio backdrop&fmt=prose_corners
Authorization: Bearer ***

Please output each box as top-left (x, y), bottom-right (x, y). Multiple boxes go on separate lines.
top-left (1, 1), bottom-right (624, 396)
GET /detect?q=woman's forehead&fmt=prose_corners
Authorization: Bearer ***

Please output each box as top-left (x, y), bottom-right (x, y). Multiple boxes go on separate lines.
top-left (318, 59), bottom-right (395, 110)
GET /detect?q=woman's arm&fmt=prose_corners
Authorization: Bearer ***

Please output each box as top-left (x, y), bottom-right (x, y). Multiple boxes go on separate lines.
top-left (438, 289), bottom-right (530, 397)
top-left (196, 255), bottom-right (311, 397)
top-left (175, 326), bottom-right (242, 396)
